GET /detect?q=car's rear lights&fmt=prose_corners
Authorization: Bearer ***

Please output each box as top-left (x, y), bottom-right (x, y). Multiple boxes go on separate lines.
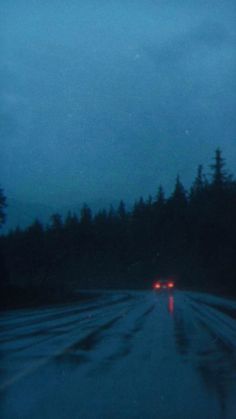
top-left (154, 283), bottom-right (161, 289)
top-left (168, 282), bottom-right (174, 288)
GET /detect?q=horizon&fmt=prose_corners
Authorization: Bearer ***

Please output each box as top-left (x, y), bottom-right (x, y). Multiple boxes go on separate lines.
top-left (2, 147), bottom-right (235, 232)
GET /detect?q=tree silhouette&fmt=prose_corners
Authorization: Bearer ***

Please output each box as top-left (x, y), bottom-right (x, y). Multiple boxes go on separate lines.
top-left (2, 149), bottom-right (236, 307)
top-left (210, 148), bottom-right (230, 189)
top-left (0, 187), bottom-right (8, 307)
top-left (155, 186), bottom-right (165, 207)
top-left (170, 175), bottom-right (188, 207)
top-left (0, 186), bottom-right (7, 228)
top-left (190, 165), bottom-right (207, 201)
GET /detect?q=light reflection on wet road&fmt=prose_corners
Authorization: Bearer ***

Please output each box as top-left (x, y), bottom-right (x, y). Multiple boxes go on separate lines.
top-left (0, 291), bottom-right (236, 418)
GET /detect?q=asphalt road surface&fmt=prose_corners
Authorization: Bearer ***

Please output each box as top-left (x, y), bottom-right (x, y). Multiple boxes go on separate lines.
top-left (1, 290), bottom-right (236, 419)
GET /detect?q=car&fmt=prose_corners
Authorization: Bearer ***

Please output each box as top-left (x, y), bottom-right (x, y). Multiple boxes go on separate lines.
top-left (153, 278), bottom-right (175, 291)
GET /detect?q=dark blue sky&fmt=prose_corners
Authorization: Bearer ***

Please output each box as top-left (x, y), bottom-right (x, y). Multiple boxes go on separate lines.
top-left (1, 0), bottom-right (236, 221)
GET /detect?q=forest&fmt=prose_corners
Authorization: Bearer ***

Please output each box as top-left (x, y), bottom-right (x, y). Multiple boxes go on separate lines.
top-left (1, 149), bottom-right (236, 308)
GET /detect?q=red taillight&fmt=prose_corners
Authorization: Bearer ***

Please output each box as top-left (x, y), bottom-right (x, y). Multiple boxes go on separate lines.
top-left (154, 283), bottom-right (161, 289)
top-left (168, 282), bottom-right (174, 288)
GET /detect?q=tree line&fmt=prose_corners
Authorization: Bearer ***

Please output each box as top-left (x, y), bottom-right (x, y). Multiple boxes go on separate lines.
top-left (1, 149), bottom-right (236, 308)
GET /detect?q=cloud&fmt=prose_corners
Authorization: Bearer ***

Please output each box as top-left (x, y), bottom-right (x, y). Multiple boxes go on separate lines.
top-left (144, 20), bottom-right (232, 68)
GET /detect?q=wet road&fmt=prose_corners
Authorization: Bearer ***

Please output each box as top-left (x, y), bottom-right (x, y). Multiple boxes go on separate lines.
top-left (0, 291), bottom-right (236, 419)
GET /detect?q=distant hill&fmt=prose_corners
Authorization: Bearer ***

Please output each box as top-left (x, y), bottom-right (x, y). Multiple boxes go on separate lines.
top-left (1, 197), bottom-right (126, 234)
top-left (1, 199), bottom-right (56, 233)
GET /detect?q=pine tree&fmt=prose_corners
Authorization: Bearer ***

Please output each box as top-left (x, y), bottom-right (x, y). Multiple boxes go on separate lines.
top-left (0, 187), bottom-right (8, 293)
top-left (118, 200), bottom-right (126, 221)
top-left (156, 186), bottom-right (165, 207)
top-left (0, 187), bottom-right (7, 228)
top-left (65, 211), bottom-right (79, 230)
top-left (170, 175), bottom-right (188, 207)
top-left (50, 213), bottom-right (63, 230)
top-left (191, 165), bottom-right (204, 195)
top-left (210, 148), bottom-right (230, 189)
top-left (80, 204), bottom-right (92, 226)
